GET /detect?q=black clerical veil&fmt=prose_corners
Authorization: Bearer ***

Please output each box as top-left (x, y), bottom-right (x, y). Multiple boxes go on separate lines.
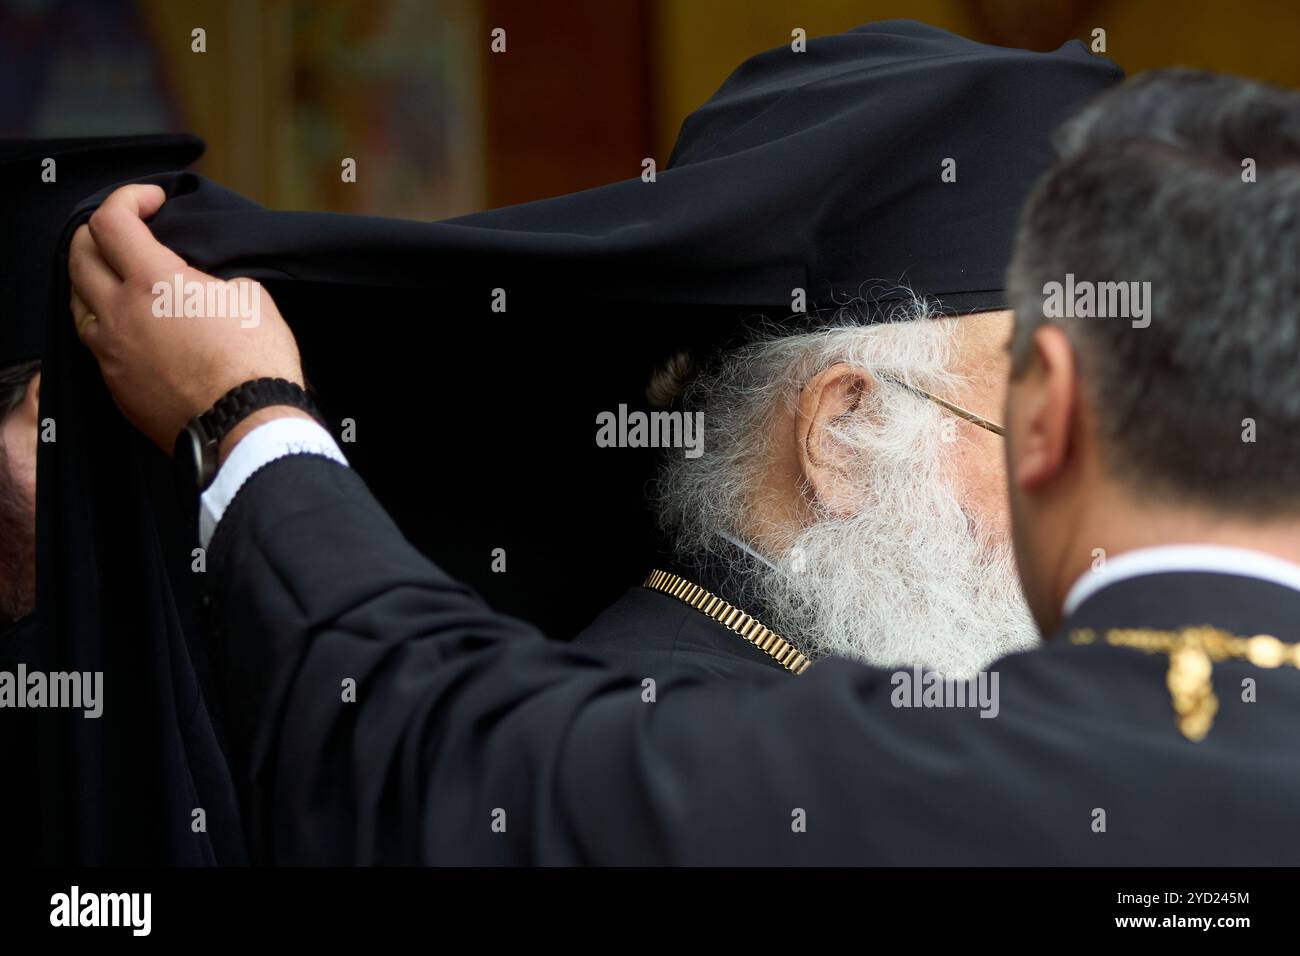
top-left (0, 134), bottom-right (237, 866)
top-left (33, 21), bottom-right (1120, 863)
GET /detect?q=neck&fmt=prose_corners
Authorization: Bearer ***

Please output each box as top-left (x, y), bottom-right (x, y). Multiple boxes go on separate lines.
top-left (1049, 497), bottom-right (1300, 628)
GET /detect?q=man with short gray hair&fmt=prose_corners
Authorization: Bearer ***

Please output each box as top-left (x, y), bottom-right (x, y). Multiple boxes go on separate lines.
top-left (614, 303), bottom-right (1036, 677)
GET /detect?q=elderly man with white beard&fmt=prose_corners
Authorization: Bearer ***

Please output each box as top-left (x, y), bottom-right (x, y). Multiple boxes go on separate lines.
top-left (552, 24), bottom-right (1119, 681)
top-left (639, 306), bottom-right (1038, 677)
top-left (571, 303), bottom-right (1036, 678)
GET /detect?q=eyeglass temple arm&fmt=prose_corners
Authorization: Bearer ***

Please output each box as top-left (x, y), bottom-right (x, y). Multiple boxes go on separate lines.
top-left (875, 373), bottom-right (1006, 436)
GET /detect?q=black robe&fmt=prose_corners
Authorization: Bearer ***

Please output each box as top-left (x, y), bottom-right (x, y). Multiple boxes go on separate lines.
top-left (0, 617), bottom-right (40, 863)
top-left (570, 541), bottom-right (803, 681)
top-left (572, 583), bottom-right (792, 682)
top-left (204, 452), bottom-right (1300, 864)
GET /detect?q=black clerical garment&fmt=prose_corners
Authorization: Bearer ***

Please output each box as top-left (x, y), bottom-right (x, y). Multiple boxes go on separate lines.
top-left (571, 586), bottom-right (791, 682)
top-left (0, 618), bottom-right (40, 863)
top-left (571, 547), bottom-right (801, 681)
top-left (205, 453), bottom-right (1300, 865)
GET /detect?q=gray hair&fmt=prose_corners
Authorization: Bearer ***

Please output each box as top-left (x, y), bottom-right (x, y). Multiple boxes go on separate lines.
top-left (1008, 69), bottom-right (1300, 514)
top-left (651, 302), bottom-right (1040, 672)
top-left (654, 298), bottom-right (958, 571)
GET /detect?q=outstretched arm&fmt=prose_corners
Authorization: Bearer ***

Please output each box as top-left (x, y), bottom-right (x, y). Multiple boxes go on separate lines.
top-left (67, 184), bottom-right (919, 866)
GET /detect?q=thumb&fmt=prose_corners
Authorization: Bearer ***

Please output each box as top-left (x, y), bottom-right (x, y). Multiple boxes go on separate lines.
top-left (86, 184), bottom-right (182, 283)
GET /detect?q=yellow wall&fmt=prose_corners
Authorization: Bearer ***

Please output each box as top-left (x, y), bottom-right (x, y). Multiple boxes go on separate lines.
top-left (654, 0), bottom-right (1300, 156)
top-left (130, 0), bottom-right (1300, 208)
top-left (137, 0), bottom-right (291, 204)
top-left (1097, 0), bottom-right (1300, 87)
top-left (654, 0), bottom-right (981, 153)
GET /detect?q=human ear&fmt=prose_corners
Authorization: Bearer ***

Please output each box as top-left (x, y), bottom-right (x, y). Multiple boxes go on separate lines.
top-left (19, 371), bottom-right (40, 424)
top-left (796, 363), bottom-right (876, 515)
top-left (1007, 326), bottom-right (1076, 493)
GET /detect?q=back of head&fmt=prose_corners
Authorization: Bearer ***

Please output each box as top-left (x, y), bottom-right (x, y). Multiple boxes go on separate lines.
top-left (1009, 70), bottom-right (1300, 514)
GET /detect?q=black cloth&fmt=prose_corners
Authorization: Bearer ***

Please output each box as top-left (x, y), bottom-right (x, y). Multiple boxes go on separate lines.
top-left (2, 134), bottom-right (236, 867)
top-left (0, 618), bottom-right (40, 863)
top-left (571, 538), bottom-right (795, 680)
top-left (207, 453), bottom-right (1300, 864)
top-left (0, 134), bottom-right (204, 365)
top-left (571, 586), bottom-right (787, 682)
top-left (59, 21), bottom-right (1121, 348)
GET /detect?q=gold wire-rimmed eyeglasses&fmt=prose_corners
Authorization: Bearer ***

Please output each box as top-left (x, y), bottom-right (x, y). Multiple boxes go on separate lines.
top-left (876, 372), bottom-right (1005, 437)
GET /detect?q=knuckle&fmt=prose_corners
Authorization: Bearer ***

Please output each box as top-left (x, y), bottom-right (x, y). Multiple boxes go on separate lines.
top-left (86, 207), bottom-right (111, 240)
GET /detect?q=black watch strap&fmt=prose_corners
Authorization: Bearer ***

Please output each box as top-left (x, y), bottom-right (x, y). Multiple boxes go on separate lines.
top-left (175, 378), bottom-right (324, 529)
top-left (196, 377), bottom-right (322, 446)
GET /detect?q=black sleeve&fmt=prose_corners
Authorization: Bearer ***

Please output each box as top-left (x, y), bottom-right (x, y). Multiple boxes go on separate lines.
top-left (205, 455), bottom-right (941, 865)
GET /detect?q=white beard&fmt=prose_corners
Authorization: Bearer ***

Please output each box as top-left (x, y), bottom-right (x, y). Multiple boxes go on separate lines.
top-left (752, 400), bottom-right (1039, 676)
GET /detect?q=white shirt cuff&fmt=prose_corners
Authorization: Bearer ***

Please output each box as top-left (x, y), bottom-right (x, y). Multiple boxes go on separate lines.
top-left (199, 417), bottom-right (349, 548)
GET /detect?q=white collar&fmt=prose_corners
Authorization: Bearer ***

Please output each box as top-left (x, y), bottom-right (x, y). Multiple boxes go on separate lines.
top-left (1063, 544), bottom-right (1300, 616)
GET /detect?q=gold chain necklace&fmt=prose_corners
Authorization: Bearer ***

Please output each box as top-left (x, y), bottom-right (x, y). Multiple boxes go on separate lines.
top-left (642, 569), bottom-right (812, 674)
top-left (1068, 626), bottom-right (1300, 741)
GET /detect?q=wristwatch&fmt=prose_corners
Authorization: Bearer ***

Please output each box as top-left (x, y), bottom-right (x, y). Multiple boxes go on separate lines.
top-left (173, 377), bottom-right (322, 494)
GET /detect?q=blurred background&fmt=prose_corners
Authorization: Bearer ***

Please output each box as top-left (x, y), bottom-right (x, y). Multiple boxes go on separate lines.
top-left (6, 0), bottom-right (1300, 219)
